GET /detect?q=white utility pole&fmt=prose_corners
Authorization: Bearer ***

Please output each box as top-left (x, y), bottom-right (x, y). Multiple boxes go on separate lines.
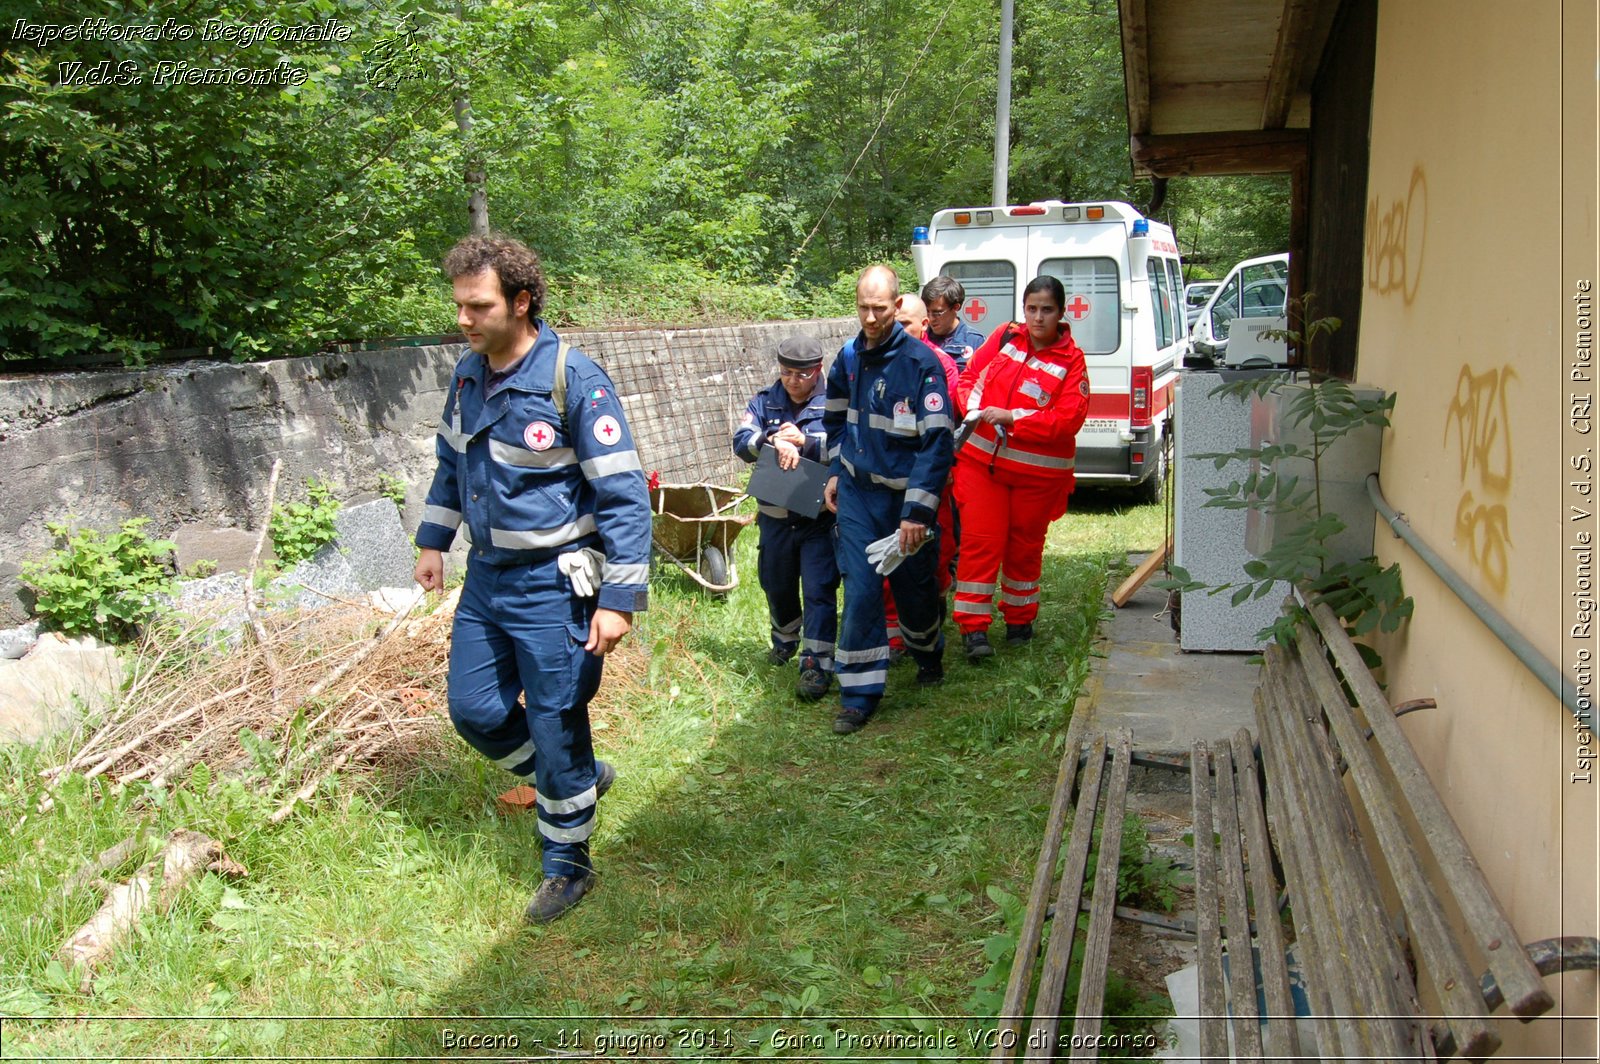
top-left (992, 0), bottom-right (1014, 207)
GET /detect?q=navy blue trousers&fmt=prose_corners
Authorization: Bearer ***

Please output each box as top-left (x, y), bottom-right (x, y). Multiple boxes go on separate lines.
top-left (756, 513), bottom-right (839, 670)
top-left (447, 558), bottom-right (604, 877)
top-left (833, 476), bottom-right (945, 714)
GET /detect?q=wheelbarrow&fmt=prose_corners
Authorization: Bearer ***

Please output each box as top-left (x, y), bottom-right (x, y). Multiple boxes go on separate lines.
top-left (650, 482), bottom-right (754, 593)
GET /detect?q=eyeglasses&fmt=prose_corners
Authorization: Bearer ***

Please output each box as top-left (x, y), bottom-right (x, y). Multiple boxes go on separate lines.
top-left (926, 304), bottom-right (959, 318)
top-left (779, 367), bottom-right (819, 381)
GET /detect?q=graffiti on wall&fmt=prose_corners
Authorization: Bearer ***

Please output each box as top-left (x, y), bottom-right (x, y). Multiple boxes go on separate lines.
top-left (1366, 166), bottom-right (1428, 305)
top-left (1444, 364), bottom-right (1515, 593)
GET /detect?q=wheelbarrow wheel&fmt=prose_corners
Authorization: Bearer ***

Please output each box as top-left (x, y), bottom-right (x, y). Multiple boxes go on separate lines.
top-left (700, 545), bottom-right (729, 592)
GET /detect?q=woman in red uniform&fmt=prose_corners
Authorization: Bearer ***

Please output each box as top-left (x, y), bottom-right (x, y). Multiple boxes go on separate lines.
top-left (951, 275), bottom-right (1090, 661)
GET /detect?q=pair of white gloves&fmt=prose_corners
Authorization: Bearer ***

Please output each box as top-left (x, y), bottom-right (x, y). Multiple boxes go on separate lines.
top-left (865, 530), bottom-right (927, 576)
top-left (557, 547), bottom-right (605, 598)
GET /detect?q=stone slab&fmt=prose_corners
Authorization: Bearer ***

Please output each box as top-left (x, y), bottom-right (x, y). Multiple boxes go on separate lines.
top-left (332, 498), bottom-right (415, 592)
top-left (172, 523), bottom-right (267, 575)
top-left (0, 632), bottom-right (122, 744)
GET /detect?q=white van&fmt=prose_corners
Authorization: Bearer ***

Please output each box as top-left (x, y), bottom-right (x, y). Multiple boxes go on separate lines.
top-left (1189, 252), bottom-right (1290, 367)
top-left (911, 200), bottom-right (1185, 500)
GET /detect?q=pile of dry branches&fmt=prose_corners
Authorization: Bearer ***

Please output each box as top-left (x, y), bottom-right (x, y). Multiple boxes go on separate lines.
top-left (41, 594), bottom-right (454, 822)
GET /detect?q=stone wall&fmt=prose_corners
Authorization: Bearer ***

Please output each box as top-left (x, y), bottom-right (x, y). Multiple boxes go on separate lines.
top-left (0, 318), bottom-right (856, 623)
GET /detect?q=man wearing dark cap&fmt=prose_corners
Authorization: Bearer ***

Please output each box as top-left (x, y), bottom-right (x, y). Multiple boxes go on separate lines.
top-left (733, 333), bottom-right (839, 700)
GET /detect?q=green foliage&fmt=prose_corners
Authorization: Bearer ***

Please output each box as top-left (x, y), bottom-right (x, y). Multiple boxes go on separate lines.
top-left (20, 518), bottom-right (174, 640)
top-left (1157, 307), bottom-right (1413, 648)
top-left (375, 472), bottom-right (407, 508)
top-left (269, 477), bottom-right (340, 566)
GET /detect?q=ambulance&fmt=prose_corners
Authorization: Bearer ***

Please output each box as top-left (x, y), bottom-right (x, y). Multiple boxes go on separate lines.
top-left (911, 200), bottom-right (1184, 501)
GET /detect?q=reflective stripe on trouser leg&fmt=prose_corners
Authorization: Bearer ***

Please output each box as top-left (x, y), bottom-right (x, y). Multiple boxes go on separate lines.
top-left (833, 477), bottom-right (901, 712)
top-left (886, 533), bottom-right (944, 667)
top-left (446, 558), bottom-right (605, 877)
top-left (757, 514), bottom-right (803, 654)
top-left (998, 475), bottom-right (1071, 626)
top-left (952, 459), bottom-right (1012, 633)
top-left (798, 517), bottom-right (840, 670)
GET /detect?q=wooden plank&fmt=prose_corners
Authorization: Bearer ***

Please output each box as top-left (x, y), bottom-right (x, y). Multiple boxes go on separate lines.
top-left (1231, 728), bottom-right (1301, 1064)
top-left (1119, 0), bottom-right (1151, 135)
top-left (1190, 740), bottom-right (1229, 1062)
top-left (993, 736), bottom-right (1086, 1061)
top-left (1289, 623), bottom-right (1501, 1058)
top-left (1129, 129), bottom-right (1307, 178)
top-left (1025, 736), bottom-right (1108, 1063)
top-left (1111, 538), bottom-right (1170, 608)
top-left (1305, 600), bottom-right (1555, 1019)
top-left (1255, 685), bottom-right (1345, 1061)
top-left (1070, 730), bottom-right (1133, 1059)
top-left (1214, 741), bottom-right (1265, 1060)
top-left (1262, 0), bottom-right (1317, 129)
top-left (1265, 648), bottom-right (1427, 1059)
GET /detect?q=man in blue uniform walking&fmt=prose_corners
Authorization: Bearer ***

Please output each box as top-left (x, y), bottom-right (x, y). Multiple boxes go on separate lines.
top-left (922, 275), bottom-right (988, 372)
top-left (733, 334), bottom-right (838, 700)
top-left (823, 265), bottom-right (954, 734)
top-left (414, 235), bottom-right (652, 923)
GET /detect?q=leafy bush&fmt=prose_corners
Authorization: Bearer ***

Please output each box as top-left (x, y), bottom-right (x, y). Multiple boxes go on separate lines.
top-left (270, 478), bottom-right (341, 566)
top-left (376, 472), bottom-right (408, 508)
top-left (20, 518), bottom-right (175, 640)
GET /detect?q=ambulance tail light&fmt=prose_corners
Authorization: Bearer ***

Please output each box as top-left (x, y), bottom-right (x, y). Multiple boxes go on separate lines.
top-left (1131, 366), bottom-right (1153, 428)
top-left (954, 211), bottom-right (972, 225)
top-left (1009, 205), bottom-right (1047, 216)
top-left (1086, 206), bottom-right (1105, 220)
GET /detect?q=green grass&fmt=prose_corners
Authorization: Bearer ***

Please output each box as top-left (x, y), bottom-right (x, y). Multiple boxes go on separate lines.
top-left (0, 493), bottom-right (1164, 1059)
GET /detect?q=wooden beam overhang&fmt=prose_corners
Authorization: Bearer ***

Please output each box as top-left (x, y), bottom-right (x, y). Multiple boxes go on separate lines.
top-left (1129, 129), bottom-right (1308, 178)
top-left (1119, 0), bottom-right (1151, 134)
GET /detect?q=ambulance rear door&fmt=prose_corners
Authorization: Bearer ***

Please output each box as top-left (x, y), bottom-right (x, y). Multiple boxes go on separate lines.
top-left (1030, 218), bottom-right (1131, 478)
top-left (916, 220), bottom-right (1026, 340)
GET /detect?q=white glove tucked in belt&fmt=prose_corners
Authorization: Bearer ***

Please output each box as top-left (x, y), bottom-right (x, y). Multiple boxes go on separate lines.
top-left (557, 547), bottom-right (606, 598)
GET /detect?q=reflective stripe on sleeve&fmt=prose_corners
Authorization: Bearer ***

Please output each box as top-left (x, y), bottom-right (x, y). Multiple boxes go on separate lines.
top-left (422, 505), bottom-right (462, 529)
top-left (904, 488), bottom-right (940, 510)
top-left (581, 450), bottom-right (644, 478)
top-left (603, 561), bottom-right (650, 585)
top-left (917, 414), bottom-right (954, 432)
top-left (438, 419), bottom-right (468, 453)
top-left (488, 438), bottom-right (577, 469)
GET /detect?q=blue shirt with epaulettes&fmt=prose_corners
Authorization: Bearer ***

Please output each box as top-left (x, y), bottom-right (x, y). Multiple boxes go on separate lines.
top-left (415, 322), bottom-right (652, 614)
top-left (822, 322), bottom-right (954, 527)
top-left (929, 319), bottom-right (987, 372)
top-left (733, 380), bottom-right (830, 521)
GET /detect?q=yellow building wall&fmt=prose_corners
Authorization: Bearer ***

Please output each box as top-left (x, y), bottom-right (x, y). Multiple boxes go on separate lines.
top-left (1358, 1), bottom-right (1597, 1057)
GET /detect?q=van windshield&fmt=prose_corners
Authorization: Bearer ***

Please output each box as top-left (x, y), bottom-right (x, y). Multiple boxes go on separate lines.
top-left (1039, 257), bottom-right (1120, 355)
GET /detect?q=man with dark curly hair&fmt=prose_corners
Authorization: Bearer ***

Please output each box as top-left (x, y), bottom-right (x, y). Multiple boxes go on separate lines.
top-left (415, 234), bottom-right (652, 923)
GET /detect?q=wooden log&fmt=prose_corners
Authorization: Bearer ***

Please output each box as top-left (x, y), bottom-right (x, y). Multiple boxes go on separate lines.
top-left (1304, 599), bottom-right (1553, 1019)
top-left (1069, 730), bottom-right (1133, 1059)
top-left (56, 830), bottom-right (239, 988)
top-left (1290, 618), bottom-right (1499, 1058)
top-left (993, 736), bottom-right (1086, 1062)
top-left (1111, 538), bottom-right (1170, 608)
top-left (1213, 741), bottom-right (1265, 1059)
top-left (1191, 740), bottom-right (1230, 1062)
top-left (1025, 735), bottom-right (1109, 1063)
top-left (1231, 728), bottom-right (1301, 1064)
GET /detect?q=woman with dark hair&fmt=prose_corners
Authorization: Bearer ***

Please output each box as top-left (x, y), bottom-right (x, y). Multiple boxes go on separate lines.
top-left (950, 275), bottom-right (1091, 661)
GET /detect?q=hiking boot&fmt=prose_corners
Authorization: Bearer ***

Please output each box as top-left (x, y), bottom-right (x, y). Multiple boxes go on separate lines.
top-left (767, 644), bottom-right (797, 666)
top-left (963, 630), bottom-right (995, 662)
top-left (525, 872), bottom-right (594, 924)
top-left (595, 759), bottom-right (616, 799)
top-left (1005, 622), bottom-right (1035, 647)
top-left (832, 707), bottom-right (870, 735)
top-left (796, 661), bottom-right (831, 701)
top-left (886, 645), bottom-right (908, 667)
top-left (915, 662), bottom-right (945, 687)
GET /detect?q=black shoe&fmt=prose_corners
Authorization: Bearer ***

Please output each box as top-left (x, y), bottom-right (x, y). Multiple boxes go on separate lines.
top-left (767, 644), bottom-right (796, 666)
top-left (595, 759), bottom-right (616, 799)
top-left (915, 663), bottom-right (944, 687)
top-left (886, 646), bottom-right (908, 667)
top-left (832, 707), bottom-right (870, 735)
top-left (964, 630), bottom-right (995, 662)
top-left (1005, 623), bottom-right (1035, 647)
top-left (525, 872), bottom-right (594, 924)
top-left (796, 661), bottom-right (831, 701)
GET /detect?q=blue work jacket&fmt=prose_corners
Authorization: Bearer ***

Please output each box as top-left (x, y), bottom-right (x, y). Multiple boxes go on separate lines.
top-left (733, 379), bottom-right (829, 520)
top-left (928, 319), bottom-right (987, 372)
top-left (415, 322), bottom-right (652, 614)
top-left (823, 323), bottom-right (954, 527)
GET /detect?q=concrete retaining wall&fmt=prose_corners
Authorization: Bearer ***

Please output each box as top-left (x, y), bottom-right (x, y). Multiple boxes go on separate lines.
top-left (0, 318), bottom-right (856, 623)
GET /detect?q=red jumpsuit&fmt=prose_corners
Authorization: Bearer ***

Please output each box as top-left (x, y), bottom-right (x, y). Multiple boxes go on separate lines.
top-left (885, 340), bottom-right (961, 650)
top-left (951, 323), bottom-right (1089, 633)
